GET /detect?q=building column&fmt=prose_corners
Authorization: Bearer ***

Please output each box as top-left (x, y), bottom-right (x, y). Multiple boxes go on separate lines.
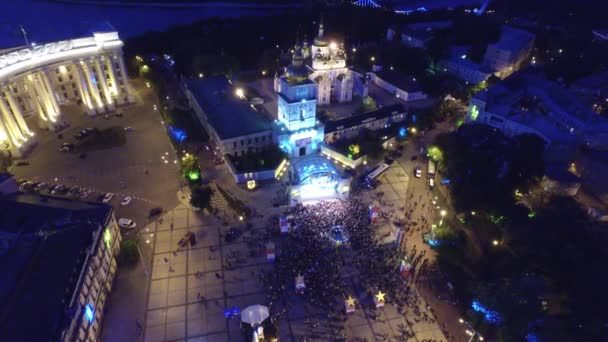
top-left (73, 62), bottom-right (95, 115)
top-left (81, 61), bottom-right (104, 112)
top-left (117, 53), bottom-right (134, 103)
top-left (93, 58), bottom-right (114, 110)
top-left (31, 74), bottom-right (57, 122)
top-left (4, 87), bottom-right (33, 137)
top-left (40, 71), bottom-right (61, 118)
top-left (104, 54), bottom-right (121, 104)
top-left (0, 95), bottom-right (26, 145)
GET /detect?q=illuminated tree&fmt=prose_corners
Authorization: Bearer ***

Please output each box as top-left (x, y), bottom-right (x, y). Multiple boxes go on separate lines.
top-left (427, 145), bottom-right (444, 163)
top-left (348, 144), bottom-right (361, 158)
top-left (181, 154), bottom-right (201, 182)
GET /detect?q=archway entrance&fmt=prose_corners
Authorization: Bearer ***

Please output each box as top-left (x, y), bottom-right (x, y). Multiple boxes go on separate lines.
top-left (299, 146), bottom-right (307, 156)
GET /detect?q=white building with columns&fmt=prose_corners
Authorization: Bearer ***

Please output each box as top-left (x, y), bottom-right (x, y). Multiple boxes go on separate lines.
top-left (0, 29), bottom-right (133, 156)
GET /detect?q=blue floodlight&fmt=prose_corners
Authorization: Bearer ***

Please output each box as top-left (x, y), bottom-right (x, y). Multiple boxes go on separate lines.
top-left (399, 127), bottom-right (407, 138)
top-left (168, 125), bottom-right (187, 143)
top-left (472, 300), bottom-right (502, 324)
top-left (85, 304), bottom-right (95, 323)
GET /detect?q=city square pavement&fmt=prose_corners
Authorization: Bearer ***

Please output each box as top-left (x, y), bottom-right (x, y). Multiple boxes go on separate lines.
top-left (143, 203), bottom-right (273, 342)
top-left (139, 161), bottom-right (450, 342)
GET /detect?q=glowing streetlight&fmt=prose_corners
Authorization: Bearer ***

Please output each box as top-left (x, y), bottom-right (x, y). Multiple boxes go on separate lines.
top-left (198, 73), bottom-right (203, 78)
top-left (235, 88), bottom-right (245, 99)
top-left (352, 48), bottom-right (357, 53)
top-left (440, 210), bottom-right (447, 226)
top-left (330, 41), bottom-right (338, 50)
top-left (370, 56), bottom-right (376, 62)
top-left (492, 240), bottom-right (499, 246)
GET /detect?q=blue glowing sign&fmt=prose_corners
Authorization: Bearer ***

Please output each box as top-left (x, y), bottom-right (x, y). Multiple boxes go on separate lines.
top-left (168, 125), bottom-right (187, 143)
top-left (85, 304), bottom-right (95, 323)
top-left (472, 301), bottom-right (502, 324)
top-left (399, 127), bottom-right (407, 138)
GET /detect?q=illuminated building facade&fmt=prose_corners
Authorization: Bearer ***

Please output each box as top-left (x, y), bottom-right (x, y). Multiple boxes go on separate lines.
top-left (0, 181), bottom-right (121, 342)
top-left (275, 18), bottom-right (360, 106)
top-left (0, 28), bottom-right (133, 156)
top-left (276, 51), bottom-right (325, 157)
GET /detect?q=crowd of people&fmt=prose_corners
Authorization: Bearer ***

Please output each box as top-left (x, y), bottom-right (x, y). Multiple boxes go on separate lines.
top-left (251, 198), bottom-right (448, 341)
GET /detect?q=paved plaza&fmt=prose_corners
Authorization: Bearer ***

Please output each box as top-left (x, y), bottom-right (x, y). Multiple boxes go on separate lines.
top-left (139, 160), bottom-right (451, 341)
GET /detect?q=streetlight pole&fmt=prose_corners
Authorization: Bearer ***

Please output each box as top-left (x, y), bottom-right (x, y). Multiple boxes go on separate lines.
top-left (459, 318), bottom-right (483, 342)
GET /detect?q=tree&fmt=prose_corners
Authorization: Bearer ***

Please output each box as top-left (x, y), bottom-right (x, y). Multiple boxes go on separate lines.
top-left (348, 144), bottom-right (361, 159)
top-left (426, 145), bottom-right (444, 164)
top-left (119, 239), bottom-right (139, 265)
top-left (0, 151), bottom-right (12, 172)
top-left (360, 96), bottom-right (377, 113)
top-left (181, 154), bottom-right (200, 182)
top-left (190, 185), bottom-right (213, 210)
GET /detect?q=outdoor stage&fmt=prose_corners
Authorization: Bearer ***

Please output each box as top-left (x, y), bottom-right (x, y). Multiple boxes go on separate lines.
top-left (288, 154), bottom-right (350, 205)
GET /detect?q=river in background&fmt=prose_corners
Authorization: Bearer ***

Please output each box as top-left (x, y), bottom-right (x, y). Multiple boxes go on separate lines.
top-left (0, 0), bottom-right (292, 47)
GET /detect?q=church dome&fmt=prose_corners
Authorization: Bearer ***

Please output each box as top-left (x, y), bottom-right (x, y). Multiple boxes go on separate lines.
top-left (313, 35), bottom-right (329, 47)
top-left (285, 50), bottom-right (309, 83)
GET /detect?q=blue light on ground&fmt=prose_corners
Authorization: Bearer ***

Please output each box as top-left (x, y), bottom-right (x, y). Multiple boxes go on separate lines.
top-left (85, 304), bottom-right (95, 323)
top-left (428, 239), bottom-right (440, 247)
top-left (399, 127), bottom-right (407, 138)
top-left (168, 125), bottom-right (187, 142)
top-left (441, 179), bottom-right (451, 185)
top-left (472, 301), bottom-right (502, 324)
top-left (526, 333), bottom-right (539, 342)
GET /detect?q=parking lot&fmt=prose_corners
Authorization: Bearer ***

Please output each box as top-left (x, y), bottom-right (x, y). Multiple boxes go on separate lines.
top-left (10, 78), bottom-right (181, 233)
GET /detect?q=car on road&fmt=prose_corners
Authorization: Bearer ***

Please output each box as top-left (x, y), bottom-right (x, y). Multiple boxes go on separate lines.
top-left (118, 218), bottom-right (136, 229)
top-left (384, 157), bottom-right (395, 165)
top-left (103, 114), bottom-right (111, 120)
top-left (68, 186), bottom-right (81, 197)
top-left (121, 196), bottom-right (132, 206)
top-left (102, 193), bottom-right (114, 203)
top-left (80, 189), bottom-right (92, 199)
top-left (224, 227), bottom-right (242, 243)
top-left (124, 126), bottom-right (135, 132)
top-left (149, 207), bottom-right (163, 217)
top-left (96, 193), bottom-right (106, 202)
top-left (429, 178), bottom-right (435, 189)
top-left (411, 155), bottom-right (418, 161)
top-left (115, 112), bottom-right (123, 117)
top-left (414, 167), bottom-right (422, 178)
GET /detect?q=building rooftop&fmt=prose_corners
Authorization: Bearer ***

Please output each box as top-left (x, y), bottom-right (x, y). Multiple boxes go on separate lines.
top-left (186, 76), bottom-right (273, 140)
top-left (488, 25), bottom-right (535, 55)
top-left (375, 70), bottom-right (422, 93)
top-left (545, 163), bottom-right (581, 184)
top-left (0, 193), bottom-right (112, 341)
top-left (325, 104), bottom-right (405, 134)
top-left (0, 20), bottom-right (116, 51)
top-left (571, 70), bottom-right (608, 95)
top-left (477, 73), bottom-right (600, 124)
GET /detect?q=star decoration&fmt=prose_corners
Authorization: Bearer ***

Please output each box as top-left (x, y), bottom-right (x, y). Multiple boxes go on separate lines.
top-left (375, 291), bottom-right (386, 302)
top-left (346, 296), bottom-right (356, 307)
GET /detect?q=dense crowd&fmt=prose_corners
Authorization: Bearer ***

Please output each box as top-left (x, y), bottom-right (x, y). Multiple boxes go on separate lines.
top-left (253, 198), bottom-right (444, 340)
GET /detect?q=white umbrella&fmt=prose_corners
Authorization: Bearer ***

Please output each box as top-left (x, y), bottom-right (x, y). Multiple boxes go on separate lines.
top-left (241, 305), bottom-right (270, 325)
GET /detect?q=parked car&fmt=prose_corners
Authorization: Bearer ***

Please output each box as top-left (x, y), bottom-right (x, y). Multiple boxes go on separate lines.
top-left (19, 181), bottom-right (33, 191)
top-left (35, 182), bottom-right (48, 191)
top-left (414, 167), bottom-right (422, 178)
top-left (51, 185), bottom-right (67, 195)
top-left (118, 218), bottom-right (136, 229)
top-left (80, 189), bottom-right (92, 198)
top-left (124, 126), bottom-right (135, 132)
top-left (121, 196), bottom-right (132, 206)
top-left (115, 112), bottom-right (123, 117)
top-left (224, 227), bottom-right (242, 243)
top-left (411, 155), bottom-right (418, 161)
top-left (96, 193), bottom-right (106, 202)
top-left (149, 207), bottom-right (163, 217)
top-left (103, 114), bottom-right (111, 120)
top-left (429, 178), bottom-right (435, 189)
top-left (102, 192), bottom-right (114, 203)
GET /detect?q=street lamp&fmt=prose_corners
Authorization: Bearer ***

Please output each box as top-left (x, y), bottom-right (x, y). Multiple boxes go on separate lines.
top-left (440, 210), bottom-right (447, 226)
top-left (235, 88), bottom-right (245, 99)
